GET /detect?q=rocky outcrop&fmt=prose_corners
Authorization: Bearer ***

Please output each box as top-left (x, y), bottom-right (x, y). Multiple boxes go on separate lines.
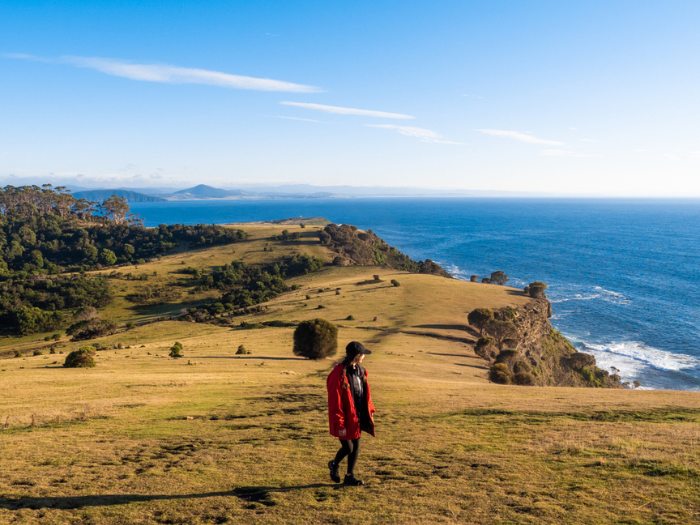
top-left (480, 296), bottom-right (621, 388)
top-left (318, 223), bottom-right (450, 277)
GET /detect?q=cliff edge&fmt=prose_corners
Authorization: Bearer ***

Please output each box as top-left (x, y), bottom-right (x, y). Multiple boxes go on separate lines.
top-left (478, 296), bottom-right (622, 388)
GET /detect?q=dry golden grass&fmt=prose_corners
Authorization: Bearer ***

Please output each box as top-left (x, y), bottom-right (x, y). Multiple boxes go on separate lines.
top-left (1, 225), bottom-right (699, 523)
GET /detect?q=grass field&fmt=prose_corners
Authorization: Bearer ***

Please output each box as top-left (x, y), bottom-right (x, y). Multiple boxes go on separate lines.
top-left (1, 224), bottom-right (699, 524)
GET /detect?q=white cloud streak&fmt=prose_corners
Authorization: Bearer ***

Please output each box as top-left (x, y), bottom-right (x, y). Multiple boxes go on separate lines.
top-left (539, 149), bottom-right (601, 158)
top-left (479, 129), bottom-right (564, 146)
top-left (280, 102), bottom-right (414, 119)
top-left (276, 116), bottom-right (326, 123)
top-left (367, 124), bottom-right (465, 144)
top-left (6, 53), bottom-right (321, 93)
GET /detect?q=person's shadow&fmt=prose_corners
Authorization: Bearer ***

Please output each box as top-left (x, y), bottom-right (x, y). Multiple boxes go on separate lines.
top-left (0, 483), bottom-right (338, 510)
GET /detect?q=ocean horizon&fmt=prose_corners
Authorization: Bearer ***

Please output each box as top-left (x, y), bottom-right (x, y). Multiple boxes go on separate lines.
top-left (130, 197), bottom-right (700, 391)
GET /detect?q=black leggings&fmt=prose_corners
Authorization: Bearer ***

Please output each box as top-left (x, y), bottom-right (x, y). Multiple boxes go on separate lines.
top-left (334, 437), bottom-right (360, 475)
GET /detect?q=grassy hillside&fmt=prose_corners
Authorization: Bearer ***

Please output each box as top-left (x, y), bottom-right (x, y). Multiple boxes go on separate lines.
top-left (1, 222), bottom-right (699, 524)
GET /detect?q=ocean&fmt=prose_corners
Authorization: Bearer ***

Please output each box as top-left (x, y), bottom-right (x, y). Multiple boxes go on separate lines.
top-left (129, 198), bottom-right (700, 391)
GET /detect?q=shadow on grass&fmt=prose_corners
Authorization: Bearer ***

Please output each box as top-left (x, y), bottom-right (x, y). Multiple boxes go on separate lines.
top-left (0, 483), bottom-right (337, 510)
top-left (199, 356), bottom-right (306, 361)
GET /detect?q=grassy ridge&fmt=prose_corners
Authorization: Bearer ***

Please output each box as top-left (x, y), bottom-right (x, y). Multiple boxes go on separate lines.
top-left (1, 223), bottom-right (699, 523)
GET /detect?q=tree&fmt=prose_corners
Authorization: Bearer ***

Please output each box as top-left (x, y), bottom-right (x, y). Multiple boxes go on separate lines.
top-left (64, 346), bottom-right (96, 368)
top-left (293, 318), bottom-right (338, 360)
top-left (170, 342), bottom-right (183, 358)
top-left (98, 195), bottom-right (130, 225)
top-left (484, 319), bottom-right (519, 350)
top-left (490, 271), bottom-right (508, 286)
top-left (528, 281), bottom-right (548, 298)
top-left (100, 249), bottom-right (117, 266)
top-left (470, 275), bottom-right (478, 282)
top-left (467, 308), bottom-right (494, 334)
top-left (474, 336), bottom-right (496, 359)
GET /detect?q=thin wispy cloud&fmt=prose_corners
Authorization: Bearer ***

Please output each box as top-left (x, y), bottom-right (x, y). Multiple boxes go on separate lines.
top-left (5, 53), bottom-right (321, 93)
top-left (479, 129), bottom-right (564, 146)
top-left (280, 102), bottom-right (414, 119)
top-left (540, 149), bottom-right (601, 158)
top-left (367, 124), bottom-right (465, 145)
top-left (276, 116), bottom-right (326, 123)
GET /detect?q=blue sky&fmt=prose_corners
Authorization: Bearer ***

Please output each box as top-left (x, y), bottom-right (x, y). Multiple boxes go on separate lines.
top-left (1, 1), bottom-right (699, 196)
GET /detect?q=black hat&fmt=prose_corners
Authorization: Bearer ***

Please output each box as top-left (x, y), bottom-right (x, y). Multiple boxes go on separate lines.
top-left (346, 341), bottom-right (372, 357)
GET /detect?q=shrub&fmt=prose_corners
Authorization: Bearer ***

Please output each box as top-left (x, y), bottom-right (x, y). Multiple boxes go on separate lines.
top-left (523, 286), bottom-right (530, 295)
top-left (45, 335), bottom-right (52, 341)
top-left (391, 279), bottom-right (401, 287)
top-left (566, 352), bottom-right (596, 370)
top-left (470, 275), bottom-right (478, 282)
top-left (513, 360), bottom-right (531, 374)
top-left (51, 333), bottom-right (61, 341)
top-left (64, 346), bottom-right (96, 368)
top-left (125, 321), bottom-right (134, 330)
top-left (306, 295), bottom-right (311, 300)
top-left (490, 271), bottom-right (508, 285)
top-left (317, 304), bottom-right (326, 309)
top-left (373, 275), bottom-right (380, 281)
top-left (468, 308), bottom-right (494, 334)
top-left (14, 350), bottom-right (23, 358)
top-left (33, 349), bottom-right (43, 356)
top-left (514, 372), bottom-right (535, 386)
top-left (336, 290), bottom-right (341, 295)
top-left (495, 349), bottom-right (518, 367)
top-left (293, 318), bottom-right (338, 360)
top-left (474, 336), bottom-right (495, 359)
top-left (481, 277), bottom-right (491, 284)
top-left (528, 281), bottom-right (548, 298)
top-left (346, 315), bottom-right (355, 321)
top-left (49, 347), bottom-right (56, 354)
top-left (236, 344), bottom-right (251, 355)
top-left (489, 363), bottom-right (511, 384)
top-left (170, 342), bottom-right (183, 358)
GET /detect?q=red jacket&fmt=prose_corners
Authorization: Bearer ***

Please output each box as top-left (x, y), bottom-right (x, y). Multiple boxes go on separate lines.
top-left (327, 362), bottom-right (375, 440)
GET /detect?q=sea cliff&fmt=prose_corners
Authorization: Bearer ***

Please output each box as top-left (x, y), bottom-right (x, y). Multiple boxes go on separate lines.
top-left (481, 296), bottom-right (621, 388)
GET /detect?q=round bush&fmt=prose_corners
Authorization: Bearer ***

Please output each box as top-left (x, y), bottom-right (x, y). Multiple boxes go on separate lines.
top-left (474, 336), bottom-right (495, 359)
top-left (293, 318), bottom-right (338, 360)
top-left (528, 281), bottom-right (548, 298)
top-left (514, 372), bottom-right (535, 386)
top-left (236, 344), bottom-right (251, 355)
top-left (391, 279), bottom-right (401, 287)
top-left (64, 346), bottom-right (96, 368)
top-left (489, 363), bottom-right (511, 384)
top-left (468, 308), bottom-right (494, 334)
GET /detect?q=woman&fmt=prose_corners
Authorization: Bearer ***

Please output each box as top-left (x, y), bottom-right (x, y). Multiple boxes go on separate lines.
top-left (326, 341), bottom-right (375, 486)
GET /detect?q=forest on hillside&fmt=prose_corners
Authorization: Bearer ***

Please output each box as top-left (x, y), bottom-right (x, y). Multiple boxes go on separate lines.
top-left (0, 185), bottom-right (246, 335)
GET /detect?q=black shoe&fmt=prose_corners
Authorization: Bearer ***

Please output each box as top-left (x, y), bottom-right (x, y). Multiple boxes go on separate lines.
top-left (343, 474), bottom-right (364, 486)
top-left (328, 460), bottom-right (340, 483)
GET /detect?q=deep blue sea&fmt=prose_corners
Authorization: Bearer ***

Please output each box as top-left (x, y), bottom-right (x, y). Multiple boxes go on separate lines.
top-left (130, 198), bottom-right (700, 391)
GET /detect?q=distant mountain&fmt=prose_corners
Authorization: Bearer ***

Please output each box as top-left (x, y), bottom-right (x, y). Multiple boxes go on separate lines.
top-left (168, 184), bottom-right (248, 199)
top-left (73, 189), bottom-right (167, 203)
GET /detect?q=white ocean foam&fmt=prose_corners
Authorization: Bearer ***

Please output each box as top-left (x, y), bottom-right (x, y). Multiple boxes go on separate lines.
top-left (550, 286), bottom-right (630, 305)
top-left (582, 341), bottom-right (700, 373)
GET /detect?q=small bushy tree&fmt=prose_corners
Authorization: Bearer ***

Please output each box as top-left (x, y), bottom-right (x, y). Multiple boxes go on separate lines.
top-left (293, 318), bottom-right (338, 360)
top-left (470, 275), bottom-right (478, 282)
top-left (484, 320), bottom-right (519, 350)
top-left (170, 342), bottom-right (183, 358)
top-left (490, 271), bottom-right (508, 286)
top-left (467, 308), bottom-right (494, 334)
top-left (391, 279), bottom-right (401, 287)
top-left (528, 281), bottom-right (548, 298)
top-left (474, 336), bottom-right (495, 359)
top-left (236, 344), bottom-right (250, 355)
top-left (64, 346), bottom-right (96, 368)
